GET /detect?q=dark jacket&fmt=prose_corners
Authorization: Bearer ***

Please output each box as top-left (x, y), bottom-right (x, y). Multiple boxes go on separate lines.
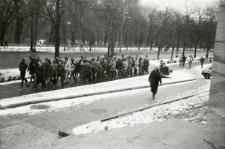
top-left (149, 68), bottom-right (162, 94)
top-left (56, 63), bottom-right (65, 75)
top-left (83, 63), bottom-right (91, 74)
top-left (28, 62), bottom-right (36, 74)
top-left (19, 62), bottom-right (28, 72)
top-left (149, 69), bottom-right (162, 84)
top-left (200, 58), bottom-right (205, 63)
top-left (35, 64), bottom-right (43, 77)
top-left (116, 59), bottom-right (123, 70)
top-left (143, 58), bottom-right (149, 66)
top-left (74, 62), bottom-right (81, 73)
top-left (43, 62), bottom-right (51, 78)
top-left (50, 63), bottom-right (56, 77)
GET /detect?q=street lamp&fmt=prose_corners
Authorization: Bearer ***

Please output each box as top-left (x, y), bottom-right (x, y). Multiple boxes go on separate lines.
top-left (119, 11), bottom-right (129, 52)
top-left (64, 21), bottom-right (71, 51)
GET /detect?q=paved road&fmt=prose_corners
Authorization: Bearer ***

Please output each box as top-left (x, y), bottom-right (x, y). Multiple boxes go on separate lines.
top-left (0, 50), bottom-right (211, 69)
top-left (0, 63), bottom-right (211, 136)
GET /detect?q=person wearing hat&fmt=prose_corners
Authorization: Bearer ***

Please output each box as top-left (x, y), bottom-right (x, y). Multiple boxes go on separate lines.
top-left (148, 67), bottom-right (162, 99)
top-left (19, 58), bottom-right (28, 86)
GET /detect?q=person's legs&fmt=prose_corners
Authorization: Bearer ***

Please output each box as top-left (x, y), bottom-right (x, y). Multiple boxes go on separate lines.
top-left (60, 75), bottom-right (64, 87)
top-left (42, 77), bottom-right (46, 89)
top-left (33, 76), bottom-right (40, 90)
top-left (64, 70), bottom-right (69, 83)
top-left (151, 83), bottom-right (158, 99)
top-left (20, 71), bottom-right (26, 86)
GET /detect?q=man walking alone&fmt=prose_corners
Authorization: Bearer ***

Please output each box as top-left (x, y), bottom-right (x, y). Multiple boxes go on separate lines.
top-left (19, 58), bottom-right (28, 86)
top-left (200, 56), bottom-right (205, 69)
top-left (148, 67), bottom-right (162, 99)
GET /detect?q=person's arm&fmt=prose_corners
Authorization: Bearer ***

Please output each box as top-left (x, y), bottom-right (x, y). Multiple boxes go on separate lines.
top-left (148, 73), bottom-right (151, 83)
top-left (159, 74), bottom-right (162, 84)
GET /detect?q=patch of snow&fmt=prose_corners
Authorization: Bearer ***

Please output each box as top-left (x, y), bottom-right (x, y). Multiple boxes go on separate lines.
top-left (71, 91), bottom-right (209, 135)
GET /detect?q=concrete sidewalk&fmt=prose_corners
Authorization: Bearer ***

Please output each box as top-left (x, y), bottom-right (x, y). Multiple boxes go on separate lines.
top-left (0, 69), bottom-right (196, 109)
top-left (53, 118), bottom-right (205, 149)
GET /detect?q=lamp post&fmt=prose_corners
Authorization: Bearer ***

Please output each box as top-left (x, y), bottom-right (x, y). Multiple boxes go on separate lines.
top-left (64, 21), bottom-right (71, 51)
top-left (119, 12), bottom-right (129, 52)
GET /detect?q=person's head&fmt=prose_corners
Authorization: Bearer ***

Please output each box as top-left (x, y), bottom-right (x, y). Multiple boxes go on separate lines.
top-left (45, 58), bottom-right (49, 62)
top-left (154, 67), bottom-right (159, 73)
top-left (71, 58), bottom-right (74, 62)
top-left (21, 58), bottom-right (25, 63)
top-left (65, 56), bottom-right (68, 61)
top-left (146, 55), bottom-right (148, 58)
top-left (58, 60), bottom-right (62, 65)
top-left (38, 61), bottom-right (42, 66)
top-left (51, 59), bottom-right (55, 64)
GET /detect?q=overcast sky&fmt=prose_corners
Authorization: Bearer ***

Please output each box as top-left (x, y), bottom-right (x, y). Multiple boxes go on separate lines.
top-left (139, 0), bottom-right (218, 12)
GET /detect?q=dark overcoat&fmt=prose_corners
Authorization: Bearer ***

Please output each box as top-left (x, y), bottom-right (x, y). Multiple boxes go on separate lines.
top-left (148, 69), bottom-right (162, 94)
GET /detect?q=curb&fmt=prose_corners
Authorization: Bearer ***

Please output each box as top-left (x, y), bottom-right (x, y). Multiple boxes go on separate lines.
top-left (65, 89), bottom-right (209, 136)
top-left (100, 89), bottom-right (209, 122)
top-left (0, 78), bottom-right (196, 110)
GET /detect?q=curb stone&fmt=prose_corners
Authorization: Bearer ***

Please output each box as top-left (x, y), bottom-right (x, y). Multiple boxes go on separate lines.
top-left (0, 78), bottom-right (196, 110)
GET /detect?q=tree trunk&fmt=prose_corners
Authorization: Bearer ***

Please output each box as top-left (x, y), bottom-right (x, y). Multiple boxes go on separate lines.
top-left (171, 43), bottom-right (175, 60)
top-left (0, 28), bottom-right (6, 46)
top-left (89, 43), bottom-right (92, 51)
top-left (194, 43), bottom-right (198, 58)
top-left (30, 13), bottom-right (35, 51)
top-left (157, 41), bottom-right (161, 59)
top-left (150, 40), bottom-right (153, 51)
top-left (182, 40), bottom-right (186, 56)
top-left (34, 1), bottom-right (40, 49)
top-left (54, 0), bottom-right (61, 58)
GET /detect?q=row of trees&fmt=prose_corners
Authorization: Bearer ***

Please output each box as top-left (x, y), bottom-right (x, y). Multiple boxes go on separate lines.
top-left (0, 0), bottom-right (218, 57)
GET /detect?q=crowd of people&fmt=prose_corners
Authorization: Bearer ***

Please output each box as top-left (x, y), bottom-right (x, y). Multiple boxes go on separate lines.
top-left (179, 53), bottom-right (213, 70)
top-left (19, 55), bottom-right (150, 91)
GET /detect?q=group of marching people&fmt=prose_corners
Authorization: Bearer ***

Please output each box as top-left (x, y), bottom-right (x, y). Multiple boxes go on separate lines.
top-left (19, 54), bottom-right (150, 91)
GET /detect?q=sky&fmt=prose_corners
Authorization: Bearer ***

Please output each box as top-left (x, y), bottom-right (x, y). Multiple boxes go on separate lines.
top-left (139, 0), bottom-right (218, 12)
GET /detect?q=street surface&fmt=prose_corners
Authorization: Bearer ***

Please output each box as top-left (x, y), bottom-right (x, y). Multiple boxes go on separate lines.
top-left (0, 62), bottom-right (211, 138)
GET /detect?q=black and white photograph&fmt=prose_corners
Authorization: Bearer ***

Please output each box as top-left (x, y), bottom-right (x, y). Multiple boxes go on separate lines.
top-left (0, 0), bottom-right (224, 148)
